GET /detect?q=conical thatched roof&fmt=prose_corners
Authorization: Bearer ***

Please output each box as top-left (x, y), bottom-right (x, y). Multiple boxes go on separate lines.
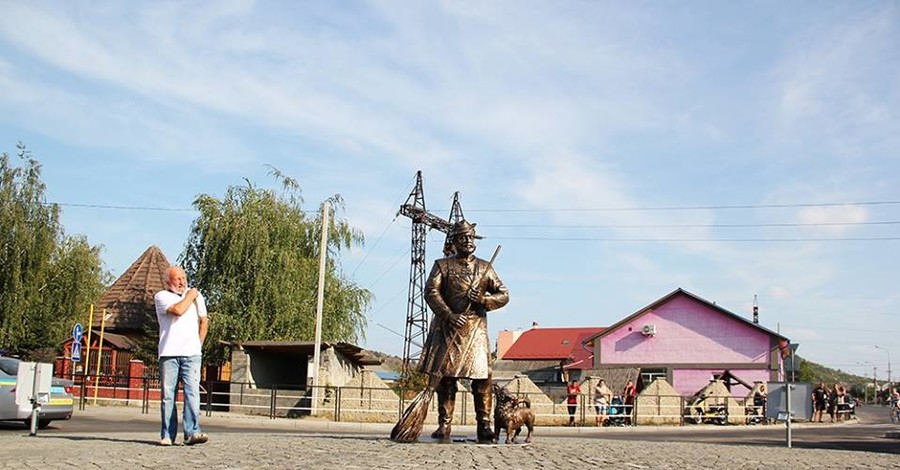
top-left (95, 245), bottom-right (171, 331)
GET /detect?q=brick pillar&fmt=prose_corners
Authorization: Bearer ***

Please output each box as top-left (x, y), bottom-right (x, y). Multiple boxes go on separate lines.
top-left (129, 360), bottom-right (144, 402)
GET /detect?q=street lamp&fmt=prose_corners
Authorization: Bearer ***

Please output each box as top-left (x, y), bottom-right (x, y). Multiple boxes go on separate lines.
top-left (875, 345), bottom-right (892, 390)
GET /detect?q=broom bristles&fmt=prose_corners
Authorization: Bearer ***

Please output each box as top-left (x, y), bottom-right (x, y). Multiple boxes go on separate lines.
top-left (390, 388), bottom-right (435, 443)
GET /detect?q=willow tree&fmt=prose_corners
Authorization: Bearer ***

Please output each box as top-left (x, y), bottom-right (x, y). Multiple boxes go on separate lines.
top-left (181, 170), bottom-right (372, 365)
top-left (0, 143), bottom-right (108, 357)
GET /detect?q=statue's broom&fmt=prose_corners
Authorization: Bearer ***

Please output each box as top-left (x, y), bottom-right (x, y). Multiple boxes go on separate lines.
top-left (390, 375), bottom-right (438, 442)
top-left (390, 245), bottom-right (501, 443)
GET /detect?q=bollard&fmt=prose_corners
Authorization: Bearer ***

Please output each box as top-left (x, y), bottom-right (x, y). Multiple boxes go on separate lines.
top-left (785, 383), bottom-right (793, 448)
top-left (334, 387), bottom-right (341, 422)
top-left (29, 403), bottom-right (41, 436)
top-left (142, 377), bottom-right (150, 414)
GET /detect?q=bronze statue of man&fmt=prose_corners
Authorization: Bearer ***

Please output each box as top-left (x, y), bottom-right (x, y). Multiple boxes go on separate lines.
top-left (420, 220), bottom-right (509, 443)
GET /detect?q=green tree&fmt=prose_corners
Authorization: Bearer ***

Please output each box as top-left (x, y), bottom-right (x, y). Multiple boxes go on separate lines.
top-left (796, 357), bottom-right (815, 383)
top-left (0, 143), bottom-right (108, 356)
top-left (181, 169), bottom-right (372, 365)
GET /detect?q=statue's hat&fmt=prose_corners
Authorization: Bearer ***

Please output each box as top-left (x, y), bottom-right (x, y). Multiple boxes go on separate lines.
top-left (448, 220), bottom-right (479, 238)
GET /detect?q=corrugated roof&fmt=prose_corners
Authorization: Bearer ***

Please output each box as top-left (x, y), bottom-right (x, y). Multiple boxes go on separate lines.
top-left (89, 330), bottom-right (142, 350)
top-left (237, 341), bottom-right (383, 366)
top-left (96, 245), bottom-right (171, 331)
top-left (501, 327), bottom-right (605, 361)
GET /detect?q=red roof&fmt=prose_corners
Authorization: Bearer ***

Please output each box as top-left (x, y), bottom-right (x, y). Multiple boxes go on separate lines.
top-left (501, 327), bottom-right (605, 361)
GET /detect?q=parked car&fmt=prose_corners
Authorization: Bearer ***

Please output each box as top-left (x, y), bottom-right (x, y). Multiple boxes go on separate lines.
top-left (0, 356), bottom-right (74, 428)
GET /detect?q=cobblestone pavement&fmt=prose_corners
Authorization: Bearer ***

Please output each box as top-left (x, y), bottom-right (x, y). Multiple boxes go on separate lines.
top-left (3, 429), bottom-right (898, 469)
top-left (2, 407), bottom-right (897, 469)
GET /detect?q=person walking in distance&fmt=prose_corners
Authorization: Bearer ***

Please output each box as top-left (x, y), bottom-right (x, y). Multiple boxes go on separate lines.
top-left (811, 382), bottom-right (828, 423)
top-left (154, 266), bottom-right (209, 446)
top-left (566, 379), bottom-right (581, 426)
top-left (623, 379), bottom-right (637, 425)
top-left (420, 220), bottom-right (509, 443)
top-left (594, 378), bottom-right (612, 426)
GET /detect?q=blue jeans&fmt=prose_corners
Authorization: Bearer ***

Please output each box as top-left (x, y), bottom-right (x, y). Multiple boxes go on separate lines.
top-left (159, 355), bottom-right (203, 440)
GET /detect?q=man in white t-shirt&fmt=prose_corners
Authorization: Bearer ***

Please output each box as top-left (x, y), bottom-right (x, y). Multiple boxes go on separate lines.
top-left (154, 266), bottom-right (209, 446)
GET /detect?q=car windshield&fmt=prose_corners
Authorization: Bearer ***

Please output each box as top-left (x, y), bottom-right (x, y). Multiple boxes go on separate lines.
top-left (0, 357), bottom-right (20, 375)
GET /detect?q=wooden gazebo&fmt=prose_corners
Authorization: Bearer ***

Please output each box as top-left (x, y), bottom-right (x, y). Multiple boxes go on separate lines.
top-left (58, 245), bottom-right (170, 377)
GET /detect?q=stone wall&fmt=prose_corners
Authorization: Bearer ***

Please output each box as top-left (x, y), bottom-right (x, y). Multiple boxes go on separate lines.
top-left (635, 378), bottom-right (682, 425)
top-left (503, 375), bottom-right (570, 426)
top-left (327, 369), bottom-right (400, 423)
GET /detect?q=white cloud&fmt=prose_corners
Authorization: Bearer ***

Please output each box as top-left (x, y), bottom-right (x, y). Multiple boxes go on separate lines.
top-left (769, 286), bottom-right (792, 301)
top-left (783, 327), bottom-right (823, 342)
top-left (771, 4), bottom-right (900, 159)
top-left (795, 205), bottom-right (868, 236)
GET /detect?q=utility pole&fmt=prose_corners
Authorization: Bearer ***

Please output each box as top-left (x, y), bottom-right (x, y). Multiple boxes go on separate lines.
top-left (858, 361), bottom-right (874, 403)
top-left (311, 201), bottom-right (329, 415)
top-left (874, 366), bottom-right (879, 403)
top-left (876, 345), bottom-right (892, 392)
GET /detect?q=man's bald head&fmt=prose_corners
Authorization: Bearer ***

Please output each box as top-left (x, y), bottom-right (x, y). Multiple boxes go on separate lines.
top-left (166, 266), bottom-right (188, 294)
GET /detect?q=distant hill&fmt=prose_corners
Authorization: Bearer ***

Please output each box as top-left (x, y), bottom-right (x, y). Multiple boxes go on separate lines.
top-left (798, 355), bottom-right (872, 386)
top-left (366, 350), bottom-right (403, 371)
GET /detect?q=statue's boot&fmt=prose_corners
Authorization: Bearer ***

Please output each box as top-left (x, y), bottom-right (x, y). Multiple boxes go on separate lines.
top-left (430, 378), bottom-right (456, 439)
top-left (472, 378), bottom-right (495, 444)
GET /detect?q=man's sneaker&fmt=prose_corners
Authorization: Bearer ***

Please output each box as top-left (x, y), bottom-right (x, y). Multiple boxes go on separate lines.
top-left (159, 437), bottom-right (172, 446)
top-left (184, 433), bottom-right (208, 446)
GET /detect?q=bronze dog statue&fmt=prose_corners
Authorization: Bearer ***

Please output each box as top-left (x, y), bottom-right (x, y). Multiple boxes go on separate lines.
top-left (492, 385), bottom-right (534, 444)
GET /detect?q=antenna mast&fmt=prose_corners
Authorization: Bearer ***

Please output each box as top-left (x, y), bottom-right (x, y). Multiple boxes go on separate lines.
top-left (752, 294), bottom-right (759, 324)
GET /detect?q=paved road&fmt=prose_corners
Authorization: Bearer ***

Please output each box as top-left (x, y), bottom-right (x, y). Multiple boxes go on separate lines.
top-left (1, 405), bottom-right (897, 469)
top-left (593, 405), bottom-right (900, 455)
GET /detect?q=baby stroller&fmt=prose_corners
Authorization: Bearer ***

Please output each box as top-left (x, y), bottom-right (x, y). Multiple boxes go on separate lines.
top-left (605, 395), bottom-right (628, 426)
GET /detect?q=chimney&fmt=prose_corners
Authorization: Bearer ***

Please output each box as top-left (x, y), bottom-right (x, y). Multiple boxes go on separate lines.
top-left (532, 321), bottom-right (539, 329)
top-left (496, 329), bottom-right (524, 359)
top-left (753, 294), bottom-right (759, 324)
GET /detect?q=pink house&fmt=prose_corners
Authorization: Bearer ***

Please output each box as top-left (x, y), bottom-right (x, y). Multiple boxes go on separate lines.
top-left (583, 288), bottom-right (790, 397)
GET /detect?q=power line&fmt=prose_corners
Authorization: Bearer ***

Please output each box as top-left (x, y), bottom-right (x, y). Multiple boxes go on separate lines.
top-left (464, 200), bottom-right (900, 213)
top-left (362, 247), bottom-right (408, 291)
top-left (49, 202), bottom-right (195, 212)
top-left (45, 199), bottom-right (900, 214)
top-left (48, 201), bottom-right (330, 214)
top-left (484, 221), bottom-right (900, 229)
top-left (350, 175), bottom-right (417, 278)
top-left (350, 217), bottom-right (400, 279)
top-left (493, 236), bottom-right (900, 242)
top-left (779, 325), bottom-right (900, 334)
top-left (366, 285), bottom-right (407, 321)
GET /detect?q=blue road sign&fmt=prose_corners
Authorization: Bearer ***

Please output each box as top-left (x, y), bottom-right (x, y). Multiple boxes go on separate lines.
top-left (71, 342), bottom-right (81, 362)
top-left (73, 323), bottom-right (83, 344)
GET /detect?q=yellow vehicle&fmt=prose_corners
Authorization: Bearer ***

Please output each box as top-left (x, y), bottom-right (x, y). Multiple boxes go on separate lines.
top-left (684, 394), bottom-right (727, 425)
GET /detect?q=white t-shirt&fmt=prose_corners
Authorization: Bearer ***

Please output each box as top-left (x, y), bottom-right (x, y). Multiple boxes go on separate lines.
top-left (154, 289), bottom-right (208, 357)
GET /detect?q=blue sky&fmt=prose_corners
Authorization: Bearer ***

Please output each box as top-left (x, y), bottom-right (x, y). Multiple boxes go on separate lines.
top-left (1, 1), bottom-right (898, 379)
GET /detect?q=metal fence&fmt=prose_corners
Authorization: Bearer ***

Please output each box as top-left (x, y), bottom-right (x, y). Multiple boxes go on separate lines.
top-left (70, 373), bottom-right (782, 426)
